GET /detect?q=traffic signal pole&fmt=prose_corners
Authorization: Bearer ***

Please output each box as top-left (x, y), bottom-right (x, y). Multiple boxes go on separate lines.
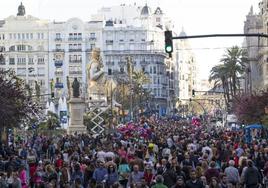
top-left (172, 33), bottom-right (268, 40)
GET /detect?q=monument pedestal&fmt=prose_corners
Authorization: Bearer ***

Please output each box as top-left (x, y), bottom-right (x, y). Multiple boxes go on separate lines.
top-left (67, 98), bottom-right (87, 135)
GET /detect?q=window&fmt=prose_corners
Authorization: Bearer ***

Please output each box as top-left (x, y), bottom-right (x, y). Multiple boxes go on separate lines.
top-left (9, 46), bottom-right (15, 52)
top-left (108, 68), bottom-right (112, 75)
top-left (38, 57), bottom-right (45, 64)
top-left (69, 33), bottom-right (73, 40)
top-left (17, 45), bottom-right (26, 51)
top-left (18, 33), bottom-right (21, 39)
top-left (153, 66), bottom-right (156, 74)
top-left (41, 33), bottom-right (44, 39)
top-left (26, 33), bottom-right (29, 39)
top-left (37, 33), bottom-right (40, 39)
top-left (13, 34), bottom-right (16, 39)
top-left (22, 33), bottom-right (25, 39)
top-left (120, 67), bottom-right (124, 73)
top-left (28, 57), bottom-right (34, 64)
top-left (78, 33), bottom-right (82, 40)
top-left (56, 44), bottom-right (61, 49)
top-left (90, 33), bottom-right (95, 39)
top-left (37, 67), bottom-right (45, 76)
top-left (9, 58), bottom-right (15, 65)
top-left (119, 44), bottom-right (124, 51)
top-left (56, 33), bottom-right (61, 39)
top-left (90, 44), bottom-right (95, 50)
top-left (9, 34), bottom-right (12, 39)
top-left (156, 17), bottom-right (160, 22)
top-left (78, 44), bottom-right (82, 50)
top-left (17, 68), bottom-right (26, 76)
top-left (17, 57), bottom-right (26, 64)
top-left (30, 33), bottom-right (33, 39)
top-left (28, 46), bottom-right (33, 51)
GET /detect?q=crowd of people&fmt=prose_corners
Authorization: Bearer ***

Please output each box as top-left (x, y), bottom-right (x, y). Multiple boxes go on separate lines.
top-left (0, 116), bottom-right (267, 188)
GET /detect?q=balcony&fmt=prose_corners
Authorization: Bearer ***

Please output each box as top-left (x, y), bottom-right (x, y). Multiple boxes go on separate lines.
top-left (55, 71), bottom-right (63, 76)
top-left (89, 37), bottom-right (96, 41)
top-left (69, 70), bottom-right (82, 75)
top-left (53, 49), bottom-right (65, 52)
top-left (69, 60), bottom-right (82, 63)
top-left (106, 40), bottom-right (113, 44)
top-left (106, 61), bottom-right (114, 66)
top-left (68, 37), bottom-right (82, 41)
top-left (55, 82), bottom-right (64, 88)
top-left (54, 60), bottom-right (63, 67)
top-left (55, 38), bottom-right (62, 41)
top-left (86, 48), bottom-right (93, 52)
top-left (69, 48), bottom-right (82, 52)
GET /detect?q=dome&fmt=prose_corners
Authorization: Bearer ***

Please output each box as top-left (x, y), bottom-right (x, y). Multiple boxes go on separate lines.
top-left (141, 4), bottom-right (151, 16)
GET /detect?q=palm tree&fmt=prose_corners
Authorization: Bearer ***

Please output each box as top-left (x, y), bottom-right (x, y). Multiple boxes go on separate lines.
top-left (209, 64), bottom-right (230, 106)
top-left (209, 46), bottom-right (248, 110)
top-left (132, 71), bottom-right (150, 116)
top-left (220, 46), bottom-right (248, 97)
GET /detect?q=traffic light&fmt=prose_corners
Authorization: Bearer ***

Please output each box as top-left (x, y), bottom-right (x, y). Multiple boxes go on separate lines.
top-left (164, 30), bottom-right (173, 58)
top-left (51, 92), bottom-right (55, 98)
top-left (192, 89), bottom-right (195, 97)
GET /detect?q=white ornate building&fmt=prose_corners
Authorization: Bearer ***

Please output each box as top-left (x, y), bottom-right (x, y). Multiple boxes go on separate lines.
top-left (0, 3), bottom-right (49, 96)
top-left (0, 3), bottom-right (199, 116)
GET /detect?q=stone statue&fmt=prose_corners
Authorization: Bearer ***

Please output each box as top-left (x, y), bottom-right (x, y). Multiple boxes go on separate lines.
top-left (72, 78), bottom-right (80, 98)
top-left (87, 48), bottom-right (105, 95)
top-left (17, 2), bottom-right (26, 16)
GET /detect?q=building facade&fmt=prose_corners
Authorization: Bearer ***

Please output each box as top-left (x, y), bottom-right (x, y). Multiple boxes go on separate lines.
top-left (244, 2), bottom-right (268, 92)
top-left (0, 3), bottom-right (49, 97)
top-left (0, 3), bottom-right (198, 116)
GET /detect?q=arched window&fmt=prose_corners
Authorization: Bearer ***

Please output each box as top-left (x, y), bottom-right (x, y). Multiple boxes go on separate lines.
top-left (9, 45), bottom-right (15, 52)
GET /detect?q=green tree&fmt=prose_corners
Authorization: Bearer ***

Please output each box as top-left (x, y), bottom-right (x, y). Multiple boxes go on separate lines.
top-left (46, 111), bottom-right (60, 130)
top-left (209, 64), bottom-right (230, 107)
top-left (209, 46), bottom-right (248, 110)
top-left (220, 46), bottom-right (248, 97)
top-left (0, 69), bottom-right (40, 141)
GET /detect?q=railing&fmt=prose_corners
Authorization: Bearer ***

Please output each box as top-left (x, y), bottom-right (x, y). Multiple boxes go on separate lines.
top-left (53, 49), bottom-right (65, 52)
top-left (105, 40), bottom-right (113, 44)
top-left (68, 38), bottom-right (82, 41)
top-left (69, 60), bottom-right (82, 63)
top-left (55, 38), bottom-right (62, 41)
top-left (69, 71), bottom-right (82, 75)
top-left (69, 49), bottom-right (82, 52)
top-left (55, 71), bottom-right (63, 76)
top-left (89, 37), bottom-right (96, 41)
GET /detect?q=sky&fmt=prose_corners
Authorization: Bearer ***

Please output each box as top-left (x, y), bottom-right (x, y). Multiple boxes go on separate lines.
top-left (0, 0), bottom-right (261, 79)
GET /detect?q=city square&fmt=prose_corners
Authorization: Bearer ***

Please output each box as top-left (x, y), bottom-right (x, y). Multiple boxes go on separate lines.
top-left (0, 1), bottom-right (268, 188)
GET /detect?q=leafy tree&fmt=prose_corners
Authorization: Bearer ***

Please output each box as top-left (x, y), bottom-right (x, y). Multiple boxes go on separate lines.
top-left (233, 92), bottom-right (268, 125)
top-left (46, 111), bottom-right (60, 129)
top-left (0, 69), bottom-right (40, 141)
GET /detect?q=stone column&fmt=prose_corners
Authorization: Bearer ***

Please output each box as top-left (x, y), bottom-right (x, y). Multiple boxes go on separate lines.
top-left (67, 98), bottom-right (87, 134)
